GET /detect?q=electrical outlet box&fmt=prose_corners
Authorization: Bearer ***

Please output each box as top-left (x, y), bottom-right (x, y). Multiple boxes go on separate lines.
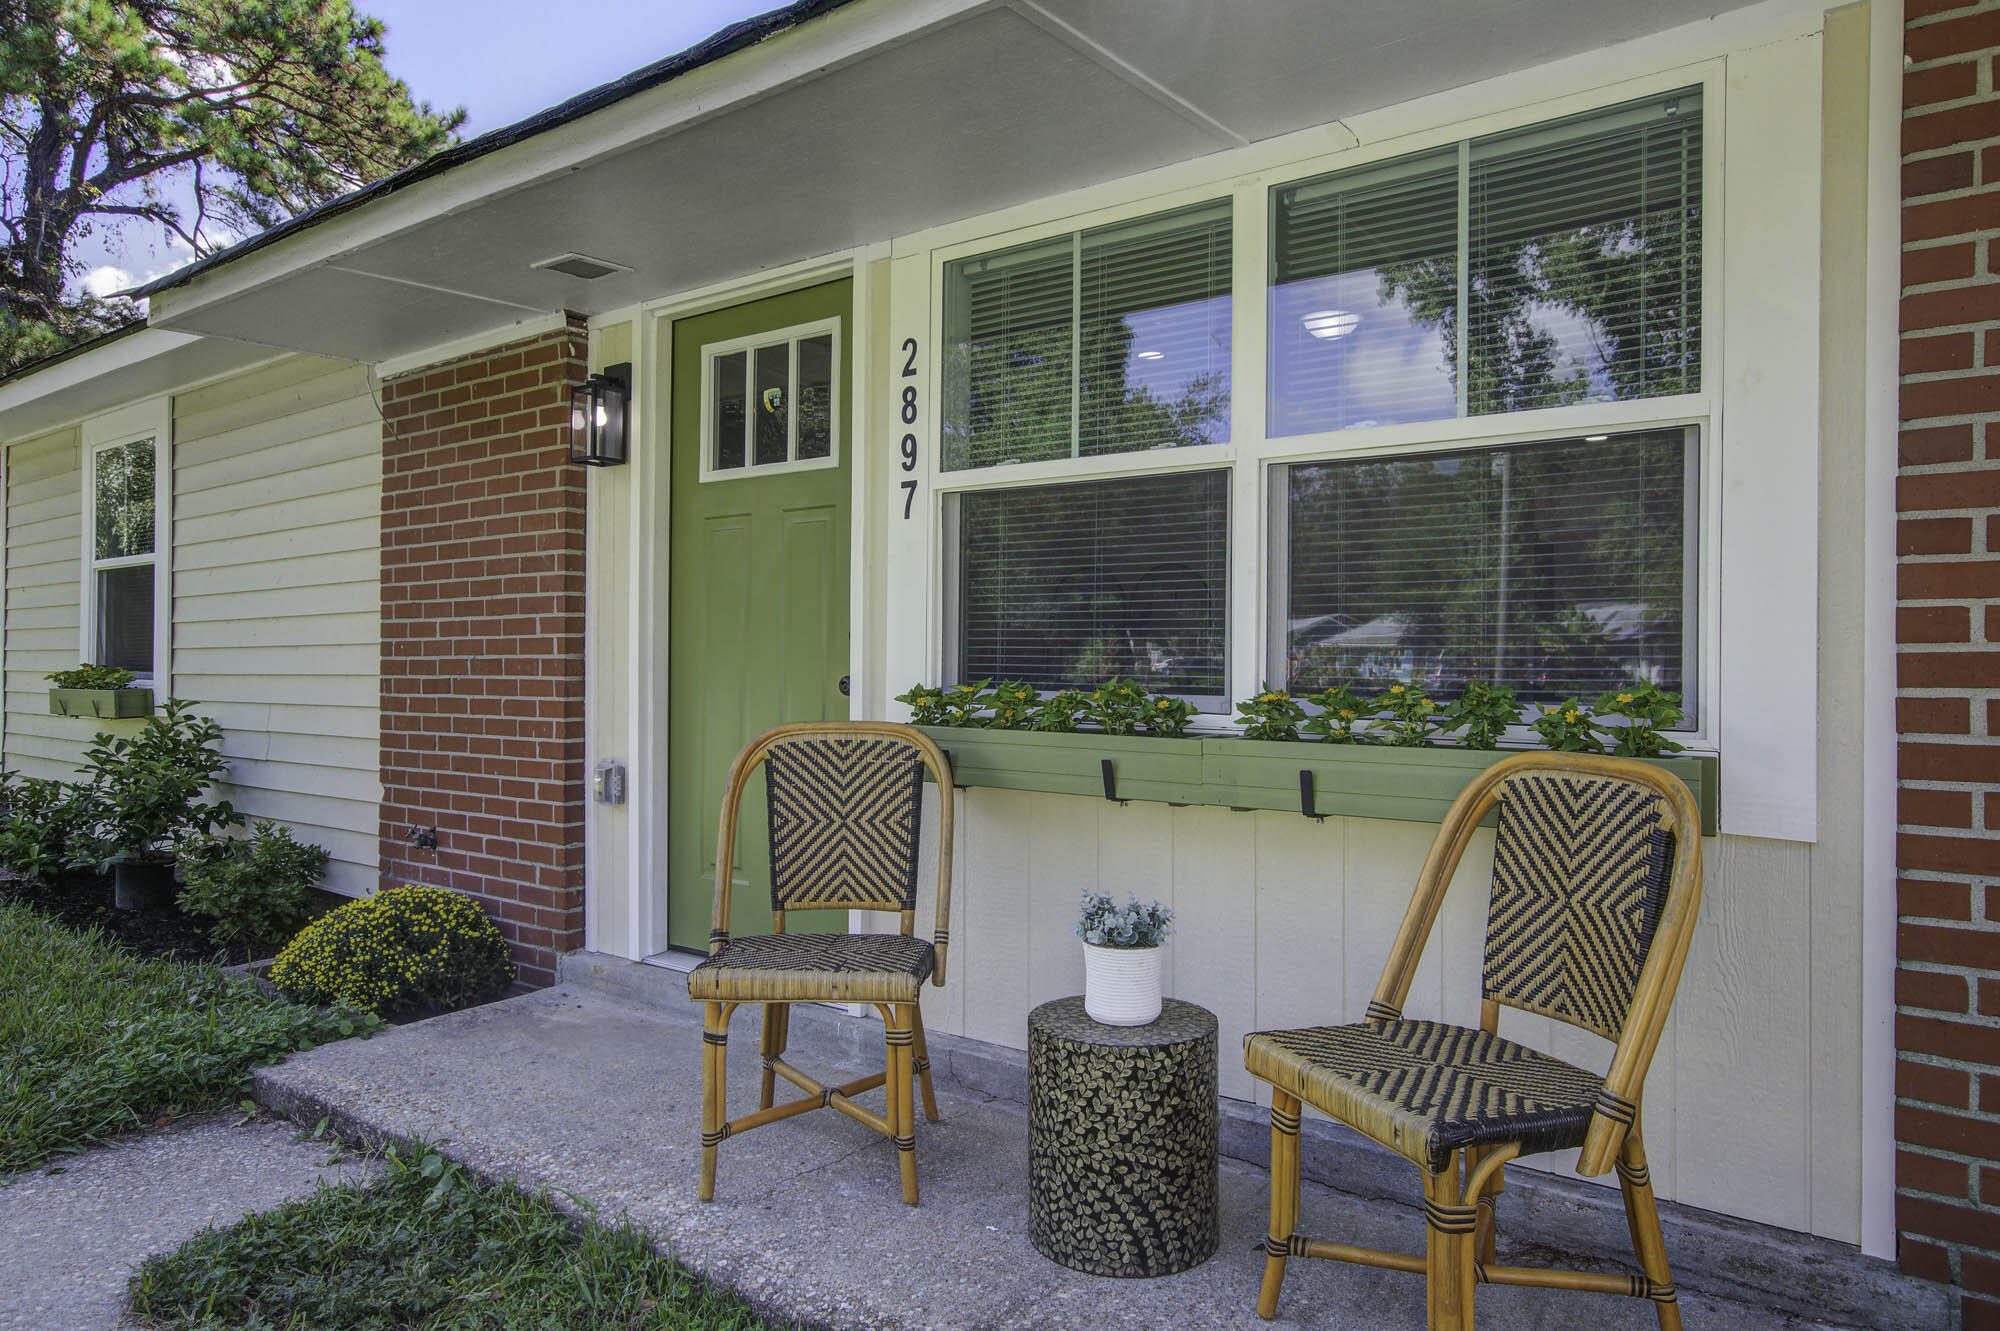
top-left (593, 759), bottom-right (627, 805)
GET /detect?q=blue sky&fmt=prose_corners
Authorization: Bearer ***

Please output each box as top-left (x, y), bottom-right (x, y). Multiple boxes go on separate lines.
top-left (77, 0), bottom-right (780, 298)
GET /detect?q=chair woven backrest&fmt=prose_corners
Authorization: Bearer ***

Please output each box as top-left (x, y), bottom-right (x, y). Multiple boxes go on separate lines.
top-left (763, 731), bottom-right (925, 912)
top-left (1481, 769), bottom-right (1677, 1042)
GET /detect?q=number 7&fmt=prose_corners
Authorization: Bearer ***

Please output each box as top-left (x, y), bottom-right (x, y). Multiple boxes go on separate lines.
top-left (900, 478), bottom-right (917, 519)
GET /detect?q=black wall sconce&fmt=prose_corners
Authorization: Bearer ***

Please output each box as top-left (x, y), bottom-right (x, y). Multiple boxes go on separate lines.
top-left (569, 361), bottom-right (630, 466)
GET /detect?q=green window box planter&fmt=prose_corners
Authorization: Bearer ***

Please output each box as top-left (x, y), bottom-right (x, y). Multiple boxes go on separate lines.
top-left (48, 687), bottom-right (154, 719)
top-left (918, 725), bottom-right (1719, 831)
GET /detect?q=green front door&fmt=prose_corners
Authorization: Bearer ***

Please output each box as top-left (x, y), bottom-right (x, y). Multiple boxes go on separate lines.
top-left (667, 280), bottom-right (852, 951)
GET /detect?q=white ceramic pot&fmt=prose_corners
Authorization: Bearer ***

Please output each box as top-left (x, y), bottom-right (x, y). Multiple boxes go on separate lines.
top-left (1082, 941), bottom-right (1163, 1026)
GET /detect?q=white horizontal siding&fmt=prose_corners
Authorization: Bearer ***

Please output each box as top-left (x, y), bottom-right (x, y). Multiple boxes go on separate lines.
top-left (172, 356), bottom-right (382, 898)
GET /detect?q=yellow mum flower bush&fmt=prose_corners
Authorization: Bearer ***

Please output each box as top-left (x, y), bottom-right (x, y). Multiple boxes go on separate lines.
top-left (270, 884), bottom-right (515, 1016)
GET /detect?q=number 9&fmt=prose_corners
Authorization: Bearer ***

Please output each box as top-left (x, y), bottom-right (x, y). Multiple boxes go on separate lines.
top-left (900, 433), bottom-right (917, 471)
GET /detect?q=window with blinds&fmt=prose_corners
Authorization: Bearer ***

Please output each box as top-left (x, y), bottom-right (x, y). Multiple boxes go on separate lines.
top-left (89, 437), bottom-right (157, 676)
top-left (949, 470), bottom-right (1229, 700)
top-left (943, 199), bottom-right (1231, 470)
top-left (1270, 87), bottom-right (1702, 436)
top-left (1279, 428), bottom-right (1696, 721)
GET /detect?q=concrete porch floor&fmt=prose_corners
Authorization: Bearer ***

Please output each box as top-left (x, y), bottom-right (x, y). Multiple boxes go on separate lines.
top-left (252, 955), bottom-right (1942, 1331)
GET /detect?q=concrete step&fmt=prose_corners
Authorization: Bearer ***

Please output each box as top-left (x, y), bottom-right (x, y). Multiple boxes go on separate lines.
top-left (564, 950), bottom-right (1943, 1331)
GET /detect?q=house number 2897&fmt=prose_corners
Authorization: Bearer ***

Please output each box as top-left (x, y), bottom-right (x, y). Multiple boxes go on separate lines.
top-left (898, 337), bottom-right (919, 520)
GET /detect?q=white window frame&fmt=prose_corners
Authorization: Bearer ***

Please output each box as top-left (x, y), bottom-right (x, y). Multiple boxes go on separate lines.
top-left (695, 316), bottom-right (843, 483)
top-left (914, 63), bottom-right (1723, 748)
top-left (78, 399), bottom-right (171, 689)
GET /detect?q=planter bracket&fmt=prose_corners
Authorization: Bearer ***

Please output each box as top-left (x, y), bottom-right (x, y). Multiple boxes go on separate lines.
top-left (1100, 758), bottom-right (1127, 805)
top-left (1299, 769), bottom-right (1327, 821)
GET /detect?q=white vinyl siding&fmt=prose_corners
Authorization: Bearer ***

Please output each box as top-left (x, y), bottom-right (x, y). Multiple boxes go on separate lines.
top-left (170, 356), bottom-right (383, 897)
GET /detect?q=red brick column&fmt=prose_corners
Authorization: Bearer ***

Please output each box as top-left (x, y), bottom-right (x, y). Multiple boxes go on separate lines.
top-left (1898, 1), bottom-right (2000, 1320)
top-left (377, 317), bottom-right (588, 989)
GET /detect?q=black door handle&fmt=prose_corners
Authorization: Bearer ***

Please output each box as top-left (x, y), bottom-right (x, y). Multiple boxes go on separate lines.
top-left (838, 675), bottom-right (851, 696)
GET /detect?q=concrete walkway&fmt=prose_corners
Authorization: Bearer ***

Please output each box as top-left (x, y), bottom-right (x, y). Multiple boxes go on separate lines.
top-left (0, 1113), bottom-right (379, 1331)
top-left (248, 957), bottom-right (1945, 1331)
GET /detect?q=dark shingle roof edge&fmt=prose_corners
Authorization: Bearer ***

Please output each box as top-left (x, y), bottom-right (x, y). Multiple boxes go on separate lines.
top-left (0, 318), bottom-right (150, 391)
top-left (131, 0), bottom-right (859, 300)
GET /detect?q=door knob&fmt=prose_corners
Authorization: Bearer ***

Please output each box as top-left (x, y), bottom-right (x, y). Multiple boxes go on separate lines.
top-left (838, 675), bottom-right (851, 696)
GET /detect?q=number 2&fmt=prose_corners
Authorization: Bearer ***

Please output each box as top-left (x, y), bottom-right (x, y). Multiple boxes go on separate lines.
top-left (901, 338), bottom-right (918, 378)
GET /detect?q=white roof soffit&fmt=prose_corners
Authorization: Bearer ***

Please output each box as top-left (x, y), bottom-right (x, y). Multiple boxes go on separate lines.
top-left (142, 0), bottom-right (1765, 365)
top-left (0, 328), bottom-right (278, 442)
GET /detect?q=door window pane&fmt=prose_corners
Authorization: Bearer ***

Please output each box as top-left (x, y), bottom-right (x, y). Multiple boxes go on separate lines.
top-left (952, 470), bottom-right (1229, 700)
top-left (713, 351), bottom-right (747, 470)
top-left (96, 565), bottom-right (154, 674)
top-left (944, 200), bottom-right (1232, 470)
top-left (1270, 150), bottom-right (1460, 434)
top-left (1282, 428), bottom-right (1694, 720)
top-left (94, 438), bottom-right (155, 560)
top-left (754, 342), bottom-right (789, 466)
top-left (797, 334), bottom-right (834, 460)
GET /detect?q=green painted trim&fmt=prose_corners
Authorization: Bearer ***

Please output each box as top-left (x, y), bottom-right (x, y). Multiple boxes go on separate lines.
top-left (48, 687), bottom-right (154, 719)
top-left (919, 726), bottom-right (1720, 831)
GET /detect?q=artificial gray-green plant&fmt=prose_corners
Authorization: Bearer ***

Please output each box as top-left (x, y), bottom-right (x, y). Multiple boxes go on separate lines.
top-left (1075, 891), bottom-right (1175, 948)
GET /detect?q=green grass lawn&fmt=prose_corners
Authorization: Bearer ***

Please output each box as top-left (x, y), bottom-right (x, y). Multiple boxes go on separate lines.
top-left (129, 1144), bottom-right (780, 1331)
top-left (0, 900), bottom-right (373, 1173)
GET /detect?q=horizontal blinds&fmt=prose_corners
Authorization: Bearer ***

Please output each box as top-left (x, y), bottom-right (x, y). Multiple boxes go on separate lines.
top-left (944, 202), bottom-right (1232, 469)
top-left (1079, 200), bottom-right (1232, 455)
top-left (95, 565), bottom-right (154, 674)
top-left (1269, 149), bottom-right (1460, 435)
top-left (1284, 428), bottom-right (1693, 718)
top-left (945, 235), bottom-right (1075, 469)
top-left (955, 470), bottom-right (1229, 698)
top-left (1468, 88), bottom-right (1702, 413)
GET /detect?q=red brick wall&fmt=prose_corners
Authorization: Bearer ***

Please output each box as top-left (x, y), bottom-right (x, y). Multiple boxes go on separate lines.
top-left (1899, 1), bottom-right (2000, 1320)
top-left (377, 317), bottom-right (588, 989)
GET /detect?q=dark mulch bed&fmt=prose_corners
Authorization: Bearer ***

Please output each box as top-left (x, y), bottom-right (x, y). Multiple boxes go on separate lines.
top-left (0, 872), bottom-right (268, 965)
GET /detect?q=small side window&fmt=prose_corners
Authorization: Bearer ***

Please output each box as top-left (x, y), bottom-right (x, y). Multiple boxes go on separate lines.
top-left (86, 435), bottom-right (160, 678)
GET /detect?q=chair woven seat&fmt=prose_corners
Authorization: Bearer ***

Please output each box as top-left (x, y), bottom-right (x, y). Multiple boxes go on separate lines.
top-left (687, 932), bottom-right (934, 1003)
top-left (1244, 1018), bottom-right (1604, 1174)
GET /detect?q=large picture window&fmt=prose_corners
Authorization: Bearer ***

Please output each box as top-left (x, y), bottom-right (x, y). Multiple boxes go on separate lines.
top-left (942, 199), bottom-right (1232, 470)
top-left (1269, 87), bottom-right (1702, 436)
top-left (86, 436), bottom-right (159, 677)
top-left (948, 471), bottom-right (1229, 700)
top-left (1276, 428), bottom-right (1697, 721)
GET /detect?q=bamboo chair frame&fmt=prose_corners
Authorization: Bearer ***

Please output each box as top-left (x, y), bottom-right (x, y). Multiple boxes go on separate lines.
top-left (696, 721), bottom-right (954, 1206)
top-left (1252, 752), bottom-right (1704, 1331)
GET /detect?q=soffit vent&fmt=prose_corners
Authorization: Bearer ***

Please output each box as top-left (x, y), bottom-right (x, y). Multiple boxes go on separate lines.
top-left (531, 252), bottom-right (631, 280)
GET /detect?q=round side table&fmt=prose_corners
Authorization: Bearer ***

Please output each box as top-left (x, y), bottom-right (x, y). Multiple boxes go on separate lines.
top-left (1027, 996), bottom-right (1219, 1278)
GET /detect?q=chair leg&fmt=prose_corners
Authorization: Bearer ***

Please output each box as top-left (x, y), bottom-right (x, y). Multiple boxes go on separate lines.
top-left (1468, 1145), bottom-right (1504, 1267)
top-left (884, 1003), bottom-right (919, 1205)
top-left (1618, 1128), bottom-right (1682, 1331)
top-left (911, 1003), bottom-right (940, 1123)
top-left (758, 1002), bottom-right (789, 1111)
top-left (699, 1001), bottom-right (731, 1202)
top-left (1257, 1092), bottom-right (1303, 1319)
top-left (1425, 1159), bottom-right (1477, 1331)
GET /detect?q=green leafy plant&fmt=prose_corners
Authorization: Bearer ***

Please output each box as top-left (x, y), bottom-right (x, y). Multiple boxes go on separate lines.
top-left (1085, 677), bottom-right (1155, 735)
top-left (1302, 685), bottom-right (1372, 743)
top-left (1367, 680), bottom-right (1440, 747)
top-left (177, 821), bottom-right (330, 946)
top-left (1142, 694), bottom-right (1198, 737)
top-left (45, 663), bottom-right (137, 689)
top-left (1595, 682), bottom-right (1687, 757)
top-left (1530, 697), bottom-right (1608, 753)
top-left (1075, 891), bottom-right (1175, 948)
top-left (894, 683), bottom-right (950, 726)
top-left (0, 771), bottom-right (91, 882)
top-left (936, 680), bottom-right (993, 727)
top-left (69, 699), bottom-right (241, 870)
top-left (1236, 686), bottom-right (1307, 741)
top-left (1439, 681), bottom-right (1524, 750)
top-left (270, 884), bottom-right (515, 1016)
top-left (1029, 689), bottom-right (1092, 733)
top-left (986, 680), bottom-right (1039, 729)
top-left (0, 902), bottom-right (379, 1174)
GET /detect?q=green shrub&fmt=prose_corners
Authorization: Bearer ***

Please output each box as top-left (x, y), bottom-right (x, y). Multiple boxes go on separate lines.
top-left (177, 821), bottom-right (329, 946)
top-left (271, 884), bottom-right (515, 1015)
top-left (0, 902), bottom-right (377, 1172)
top-left (0, 771), bottom-right (90, 881)
top-left (71, 698), bottom-right (241, 871)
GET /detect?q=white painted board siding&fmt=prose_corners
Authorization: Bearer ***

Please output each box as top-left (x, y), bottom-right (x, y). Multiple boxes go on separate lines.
top-left (171, 356), bottom-right (382, 897)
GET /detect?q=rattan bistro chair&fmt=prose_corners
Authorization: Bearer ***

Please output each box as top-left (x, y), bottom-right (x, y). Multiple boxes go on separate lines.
top-left (1245, 752), bottom-right (1702, 1331)
top-left (688, 722), bottom-right (953, 1206)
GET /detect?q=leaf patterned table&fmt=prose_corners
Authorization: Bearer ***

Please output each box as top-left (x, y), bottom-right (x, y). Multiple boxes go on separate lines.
top-left (1027, 996), bottom-right (1220, 1277)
